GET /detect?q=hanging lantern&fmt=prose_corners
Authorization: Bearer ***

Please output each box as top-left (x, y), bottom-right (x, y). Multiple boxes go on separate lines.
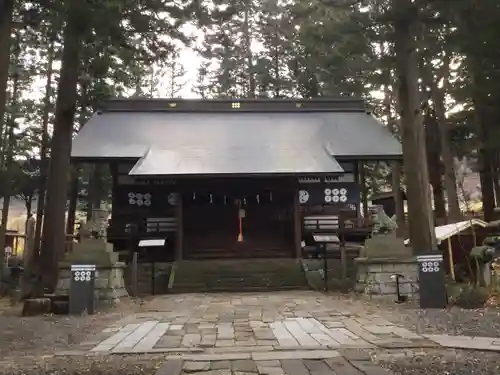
top-left (256, 194), bottom-right (260, 204)
top-left (210, 193), bottom-right (213, 204)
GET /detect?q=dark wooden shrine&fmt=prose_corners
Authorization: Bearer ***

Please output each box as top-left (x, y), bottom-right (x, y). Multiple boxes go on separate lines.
top-left (71, 98), bottom-right (402, 261)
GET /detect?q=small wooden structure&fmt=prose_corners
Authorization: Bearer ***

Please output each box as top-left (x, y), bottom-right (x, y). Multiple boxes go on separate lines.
top-left (405, 219), bottom-right (489, 281)
top-left (3, 230), bottom-right (25, 261)
top-left (71, 99), bottom-right (402, 261)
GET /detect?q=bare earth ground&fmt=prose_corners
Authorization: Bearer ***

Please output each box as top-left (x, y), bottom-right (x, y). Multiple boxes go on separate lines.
top-left (0, 298), bottom-right (141, 358)
top-left (0, 297), bottom-right (165, 374)
top-left (376, 349), bottom-right (500, 375)
top-left (1, 293), bottom-right (500, 374)
top-left (378, 301), bottom-right (500, 338)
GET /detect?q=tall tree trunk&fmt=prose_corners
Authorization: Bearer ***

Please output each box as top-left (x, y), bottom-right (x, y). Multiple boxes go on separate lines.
top-left (40, 0), bottom-right (88, 292)
top-left (0, 0), bottom-right (14, 273)
top-left (460, 1), bottom-right (497, 221)
top-left (475, 115), bottom-right (496, 221)
top-left (382, 62), bottom-right (405, 229)
top-left (34, 36), bottom-right (55, 259)
top-left (0, 31), bottom-right (19, 277)
top-left (469, 59), bottom-right (495, 221)
top-left (273, 32), bottom-right (280, 98)
top-left (393, 0), bottom-right (436, 253)
top-left (0, 0), bottom-right (14, 154)
top-left (243, 0), bottom-right (255, 98)
top-left (67, 77), bottom-right (89, 231)
top-left (428, 60), bottom-right (461, 222)
top-left (425, 112), bottom-right (446, 221)
top-left (427, 142), bottom-right (446, 222)
top-left (66, 167), bottom-right (79, 236)
top-left (391, 161), bottom-right (405, 234)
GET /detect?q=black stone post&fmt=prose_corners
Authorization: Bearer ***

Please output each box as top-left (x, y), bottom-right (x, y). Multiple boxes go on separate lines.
top-left (69, 264), bottom-right (96, 315)
top-left (417, 253), bottom-right (447, 308)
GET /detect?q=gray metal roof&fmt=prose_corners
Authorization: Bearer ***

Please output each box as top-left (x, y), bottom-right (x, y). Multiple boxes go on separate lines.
top-left (71, 111), bottom-right (402, 175)
top-left (129, 145), bottom-right (343, 176)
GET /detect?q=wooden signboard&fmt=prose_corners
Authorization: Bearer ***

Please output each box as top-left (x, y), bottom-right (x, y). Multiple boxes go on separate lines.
top-left (298, 182), bottom-right (360, 206)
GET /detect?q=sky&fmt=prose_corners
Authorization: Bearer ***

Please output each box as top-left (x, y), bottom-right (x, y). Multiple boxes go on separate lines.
top-left (166, 24), bottom-right (202, 98)
top-left (178, 46), bottom-right (199, 98)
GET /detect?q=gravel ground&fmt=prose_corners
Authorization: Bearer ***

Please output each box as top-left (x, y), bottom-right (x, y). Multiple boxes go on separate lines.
top-left (380, 304), bottom-right (500, 338)
top-left (0, 354), bottom-right (165, 375)
top-left (376, 349), bottom-right (500, 375)
top-left (0, 298), bottom-right (145, 361)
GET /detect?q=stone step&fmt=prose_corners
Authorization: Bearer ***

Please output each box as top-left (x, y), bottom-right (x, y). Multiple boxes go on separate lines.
top-left (187, 251), bottom-right (291, 260)
top-left (171, 259), bottom-right (309, 293)
top-left (172, 284), bottom-right (309, 294)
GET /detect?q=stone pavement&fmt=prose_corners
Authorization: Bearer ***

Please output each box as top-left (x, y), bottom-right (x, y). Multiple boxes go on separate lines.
top-left (56, 291), bottom-right (500, 374)
top-left (153, 356), bottom-right (396, 375)
top-left (424, 334), bottom-right (500, 352)
top-left (67, 291), bottom-right (437, 358)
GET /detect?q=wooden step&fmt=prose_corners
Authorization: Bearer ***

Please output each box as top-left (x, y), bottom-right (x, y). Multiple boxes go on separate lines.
top-left (185, 247), bottom-right (292, 260)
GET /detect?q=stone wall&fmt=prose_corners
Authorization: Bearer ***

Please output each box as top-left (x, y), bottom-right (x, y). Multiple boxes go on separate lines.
top-left (355, 257), bottom-right (419, 301)
top-left (56, 264), bottom-right (129, 302)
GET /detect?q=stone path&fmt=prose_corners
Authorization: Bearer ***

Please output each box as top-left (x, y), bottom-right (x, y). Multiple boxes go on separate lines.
top-left (54, 291), bottom-right (500, 374)
top-left (153, 356), bottom-right (396, 375)
top-left (67, 291), bottom-right (436, 357)
top-left (425, 334), bottom-right (500, 351)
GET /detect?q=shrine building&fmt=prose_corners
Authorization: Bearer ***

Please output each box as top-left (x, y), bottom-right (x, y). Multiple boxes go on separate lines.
top-left (71, 98), bottom-right (402, 261)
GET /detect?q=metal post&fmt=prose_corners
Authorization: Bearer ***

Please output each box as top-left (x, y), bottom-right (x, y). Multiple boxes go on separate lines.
top-left (323, 243), bottom-right (328, 292)
top-left (132, 252), bottom-right (138, 297)
top-left (339, 215), bottom-right (347, 281)
top-left (340, 234), bottom-right (347, 281)
top-left (151, 260), bottom-right (155, 295)
top-left (392, 273), bottom-right (407, 303)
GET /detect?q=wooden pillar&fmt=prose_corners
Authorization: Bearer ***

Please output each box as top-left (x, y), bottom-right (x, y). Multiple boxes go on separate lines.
top-left (447, 237), bottom-right (456, 281)
top-left (293, 187), bottom-right (302, 259)
top-left (392, 160), bottom-right (405, 236)
top-left (176, 192), bottom-right (183, 261)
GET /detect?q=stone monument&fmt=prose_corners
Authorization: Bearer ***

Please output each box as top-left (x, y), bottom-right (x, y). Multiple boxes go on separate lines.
top-left (56, 204), bottom-right (128, 302)
top-left (355, 205), bottom-right (419, 301)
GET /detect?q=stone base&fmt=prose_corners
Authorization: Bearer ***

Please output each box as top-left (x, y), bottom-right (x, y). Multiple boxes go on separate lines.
top-left (354, 257), bottom-right (419, 301)
top-left (56, 263), bottom-right (129, 302)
